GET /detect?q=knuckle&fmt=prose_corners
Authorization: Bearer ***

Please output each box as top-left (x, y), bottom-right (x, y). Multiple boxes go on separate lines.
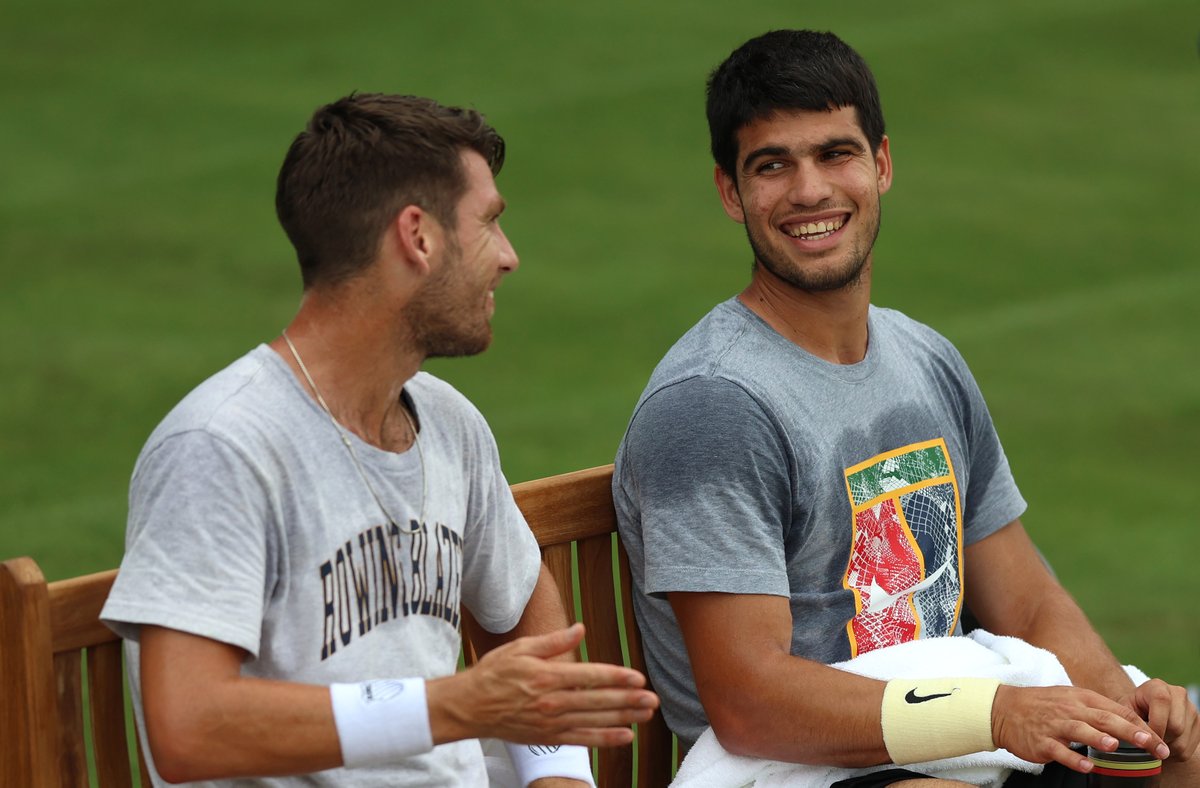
top-left (533, 695), bottom-right (560, 715)
top-left (1032, 742), bottom-right (1055, 762)
top-left (528, 669), bottom-right (556, 692)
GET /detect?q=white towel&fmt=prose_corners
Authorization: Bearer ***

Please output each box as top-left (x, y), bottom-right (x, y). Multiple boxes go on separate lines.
top-left (670, 631), bottom-right (1148, 788)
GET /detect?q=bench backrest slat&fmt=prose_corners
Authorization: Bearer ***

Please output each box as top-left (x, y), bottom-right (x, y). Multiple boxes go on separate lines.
top-left (619, 540), bottom-right (676, 787)
top-left (89, 640), bottom-right (135, 787)
top-left (55, 649), bottom-right (89, 787)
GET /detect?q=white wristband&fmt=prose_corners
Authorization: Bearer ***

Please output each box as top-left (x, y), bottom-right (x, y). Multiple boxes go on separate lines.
top-left (503, 742), bottom-right (595, 787)
top-left (881, 677), bottom-right (999, 765)
top-left (330, 679), bottom-right (433, 768)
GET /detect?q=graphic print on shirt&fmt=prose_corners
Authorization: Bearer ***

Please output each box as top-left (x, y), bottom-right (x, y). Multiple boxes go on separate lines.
top-left (842, 438), bottom-right (963, 657)
top-left (317, 519), bottom-right (464, 660)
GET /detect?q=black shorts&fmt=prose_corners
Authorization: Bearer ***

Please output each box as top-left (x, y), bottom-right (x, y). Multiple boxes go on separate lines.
top-left (830, 762), bottom-right (1087, 787)
top-left (830, 768), bottom-right (930, 787)
top-left (1002, 762), bottom-right (1088, 787)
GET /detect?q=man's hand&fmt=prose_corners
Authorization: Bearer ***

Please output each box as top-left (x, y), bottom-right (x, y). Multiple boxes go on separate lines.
top-left (427, 623), bottom-right (658, 748)
top-left (1121, 679), bottom-right (1200, 762)
top-left (528, 779), bottom-right (590, 788)
top-left (991, 684), bottom-right (1170, 774)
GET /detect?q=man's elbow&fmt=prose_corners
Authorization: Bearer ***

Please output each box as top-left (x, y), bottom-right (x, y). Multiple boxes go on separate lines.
top-left (708, 717), bottom-right (759, 758)
top-left (148, 739), bottom-right (204, 784)
top-left (144, 707), bottom-right (219, 783)
top-left (705, 697), bottom-right (774, 758)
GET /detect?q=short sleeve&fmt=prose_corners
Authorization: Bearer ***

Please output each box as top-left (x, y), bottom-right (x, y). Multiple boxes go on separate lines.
top-left (946, 348), bottom-right (1027, 544)
top-left (458, 412), bottom-right (540, 634)
top-left (101, 430), bottom-right (273, 656)
top-left (621, 376), bottom-right (792, 598)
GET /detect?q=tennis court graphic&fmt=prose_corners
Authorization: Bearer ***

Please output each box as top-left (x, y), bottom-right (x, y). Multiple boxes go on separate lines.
top-left (842, 438), bottom-right (964, 657)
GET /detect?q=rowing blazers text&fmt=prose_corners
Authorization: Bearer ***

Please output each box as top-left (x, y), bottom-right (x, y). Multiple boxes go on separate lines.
top-left (318, 520), bottom-right (464, 660)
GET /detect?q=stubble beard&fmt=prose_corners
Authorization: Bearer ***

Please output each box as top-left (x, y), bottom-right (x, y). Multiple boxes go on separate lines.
top-left (407, 234), bottom-right (493, 359)
top-left (745, 204), bottom-right (882, 293)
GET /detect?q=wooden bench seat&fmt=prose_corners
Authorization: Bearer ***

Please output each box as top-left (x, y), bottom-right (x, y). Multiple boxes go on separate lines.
top-left (0, 464), bottom-right (674, 787)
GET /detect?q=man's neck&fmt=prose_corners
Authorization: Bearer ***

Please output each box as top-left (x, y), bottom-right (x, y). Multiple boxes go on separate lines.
top-left (738, 264), bottom-right (871, 365)
top-left (269, 287), bottom-right (424, 453)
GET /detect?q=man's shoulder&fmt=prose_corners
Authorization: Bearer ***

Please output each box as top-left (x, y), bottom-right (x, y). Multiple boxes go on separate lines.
top-left (621, 300), bottom-right (784, 445)
top-left (643, 298), bottom-right (765, 389)
top-left (405, 371), bottom-right (494, 442)
top-left (871, 304), bottom-right (942, 339)
top-left (147, 345), bottom-right (288, 442)
top-left (129, 346), bottom-right (297, 483)
top-left (870, 305), bottom-right (964, 360)
top-left (406, 370), bottom-right (470, 407)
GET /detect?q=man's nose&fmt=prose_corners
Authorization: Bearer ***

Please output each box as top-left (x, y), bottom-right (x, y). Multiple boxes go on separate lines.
top-left (497, 226), bottom-right (519, 274)
top-left (786, 160), bottom-right (834, 207)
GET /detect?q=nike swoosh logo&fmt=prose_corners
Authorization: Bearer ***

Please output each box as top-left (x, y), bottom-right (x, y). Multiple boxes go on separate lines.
top-left (861, 561), bottom-right (951, 616)
top-left (905, 689), bottom-right (955, 704)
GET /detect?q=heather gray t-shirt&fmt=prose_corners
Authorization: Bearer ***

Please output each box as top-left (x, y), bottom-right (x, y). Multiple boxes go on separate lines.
top-left (102, 345), bottom-right (541, 787)
top-left (613, 299), bottom-right (1027, 746)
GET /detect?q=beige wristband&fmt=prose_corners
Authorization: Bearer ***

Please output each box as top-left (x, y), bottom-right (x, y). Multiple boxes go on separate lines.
top-left (880, 677), bottom-right (1000, 765)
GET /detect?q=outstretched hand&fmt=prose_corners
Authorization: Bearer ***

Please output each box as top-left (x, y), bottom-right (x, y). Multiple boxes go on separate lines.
top-left (1121, 679), bottom-right (1200, 762)
top-left (427, 623), bottom-right (658, 748)
top-left (991, 684), bottom-right (1170, 774)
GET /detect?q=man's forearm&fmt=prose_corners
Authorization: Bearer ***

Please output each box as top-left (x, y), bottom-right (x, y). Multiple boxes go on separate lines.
top-left (994, 577), bottom-right (1135, 701)
top-left (706, 650), bottom-right (892, 766)
top-left (670, 591), bottom-right (892, 765)
top-left (143, 612), bottom-right (654, 782)
top-left (140, 628), bottom-right (345, 782)
top-left (964, 521), bottom-right (1136, 700)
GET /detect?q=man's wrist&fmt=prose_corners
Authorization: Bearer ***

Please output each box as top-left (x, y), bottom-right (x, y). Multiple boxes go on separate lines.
top-left (881, 677), bottom-right (999, 765)
top-left (504, 742), bottom-right (594, 787)
top-left (330, 679), bottom-right (433, 767)
top-left (425, 673), bottom-right (475, 745)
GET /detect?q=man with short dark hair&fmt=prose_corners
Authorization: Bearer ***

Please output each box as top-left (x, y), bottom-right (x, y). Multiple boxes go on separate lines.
top-left (101, 93), bottom-right (657, 787)
top-left (614, 31), bottom-right (1198, 787)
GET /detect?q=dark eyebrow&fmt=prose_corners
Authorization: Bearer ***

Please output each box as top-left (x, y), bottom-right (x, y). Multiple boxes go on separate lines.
top-left (820, 136), bottom-right (867, 154)
top-left (741, 145), bottom-right (790, 174)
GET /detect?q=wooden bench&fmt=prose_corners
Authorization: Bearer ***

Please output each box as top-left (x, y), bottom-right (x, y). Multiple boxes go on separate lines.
top-left (0, 464), bottom-right (674, 787)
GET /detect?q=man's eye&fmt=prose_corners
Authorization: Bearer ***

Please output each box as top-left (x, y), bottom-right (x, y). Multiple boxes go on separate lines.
top-left (757, 161), bottom-right (785, 173)
top-left (823, 150), bottom-right (851, 161)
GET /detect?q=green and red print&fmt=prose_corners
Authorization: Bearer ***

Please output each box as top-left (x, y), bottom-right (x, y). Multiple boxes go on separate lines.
top-left (841, 438), bottom-right (964, 657)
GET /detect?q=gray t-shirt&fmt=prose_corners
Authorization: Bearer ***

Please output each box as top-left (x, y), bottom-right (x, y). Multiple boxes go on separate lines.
top-left (102, 345), bottom-right (541, 787)
top-left (613, 299), bottom-right (1026, 746)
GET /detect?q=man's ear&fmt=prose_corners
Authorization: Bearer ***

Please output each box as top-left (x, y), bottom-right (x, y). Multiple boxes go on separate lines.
top-left (875, 135), bottom-right (894, 196)
top-left (714, 165), bottom-right (746, 224)
top-left (393, 205), bottom-right (441, 274)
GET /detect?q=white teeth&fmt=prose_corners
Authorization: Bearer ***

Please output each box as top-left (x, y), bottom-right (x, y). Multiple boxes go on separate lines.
top-left (786, 217), bottom-right (844, 238)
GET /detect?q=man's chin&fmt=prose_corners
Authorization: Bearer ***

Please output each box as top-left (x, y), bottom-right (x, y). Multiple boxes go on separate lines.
top-left (424, 330), bottom-right (493, 359)
top-left (756, 256), bottom-right (868, 294)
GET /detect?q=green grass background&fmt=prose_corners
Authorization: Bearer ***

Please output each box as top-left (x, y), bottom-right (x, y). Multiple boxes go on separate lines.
top-left (2, 0), bottom-right (1196, 683)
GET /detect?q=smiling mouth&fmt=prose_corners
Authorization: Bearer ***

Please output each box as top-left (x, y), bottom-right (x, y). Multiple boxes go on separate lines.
top-left (782, 215), bottom-right (847, 241)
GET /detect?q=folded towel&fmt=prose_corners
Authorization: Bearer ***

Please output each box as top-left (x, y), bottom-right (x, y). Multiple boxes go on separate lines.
top-left (670, 631), bottom-right (1148, 788)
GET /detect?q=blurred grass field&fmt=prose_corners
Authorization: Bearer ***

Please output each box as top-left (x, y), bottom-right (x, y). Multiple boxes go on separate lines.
top-left (2, 0), bottom-right (1196, 682)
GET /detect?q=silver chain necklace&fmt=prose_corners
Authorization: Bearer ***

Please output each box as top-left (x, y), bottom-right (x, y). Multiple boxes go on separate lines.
top-left (282, 330), bottom-right (425, 535)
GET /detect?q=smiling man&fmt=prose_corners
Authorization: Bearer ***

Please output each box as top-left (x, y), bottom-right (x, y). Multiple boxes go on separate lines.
top-left (613, 30), bottom-right (1198, 788)
top-left (100, 93), bottom-right (657, 787)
